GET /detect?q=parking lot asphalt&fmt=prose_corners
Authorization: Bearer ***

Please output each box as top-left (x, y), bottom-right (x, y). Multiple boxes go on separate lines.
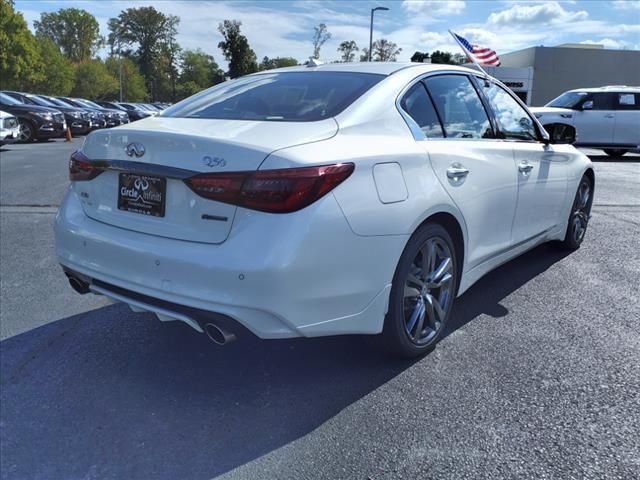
top-left (0, 139), bottom-right (639, 479)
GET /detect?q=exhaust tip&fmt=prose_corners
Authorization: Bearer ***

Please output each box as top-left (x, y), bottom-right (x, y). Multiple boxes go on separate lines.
top-left (204, 323), bottom-right (236, 346)
top-left (67, 275), bottom-right (90, 295)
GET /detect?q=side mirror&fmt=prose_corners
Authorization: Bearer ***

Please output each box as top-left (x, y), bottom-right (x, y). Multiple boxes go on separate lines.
top-left (580, 100), bottom-right (593, 111)
top-left (543, 123), bottom-right (577, 145)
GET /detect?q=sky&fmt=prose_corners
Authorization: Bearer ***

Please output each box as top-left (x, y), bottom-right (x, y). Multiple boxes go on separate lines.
top-left (15, 0), bottom-right (640, 66)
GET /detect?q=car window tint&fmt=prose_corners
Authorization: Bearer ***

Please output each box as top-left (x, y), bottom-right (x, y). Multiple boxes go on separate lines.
top-left (482, 82), bottom-right (538, 141)
top-left (400, 83), bottom-right (444, 138)
top-left (592, 93), bottom-right (615, 110)
top-left (424, 75), bottom-right (493, 139)
top-left (616, 93), bottom-right (640, 110)
top-left (163, 72), bottom-right (385, 122)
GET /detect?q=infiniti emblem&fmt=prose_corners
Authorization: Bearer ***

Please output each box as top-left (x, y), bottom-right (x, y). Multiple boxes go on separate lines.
top-left (133, 178), bottom-right (149, 191)
top-left (126, 142), bottom-right (145, 158)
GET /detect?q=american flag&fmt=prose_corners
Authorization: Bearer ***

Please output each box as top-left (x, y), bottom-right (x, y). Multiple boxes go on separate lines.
top-left (452, 32), bottom-right (501, 66)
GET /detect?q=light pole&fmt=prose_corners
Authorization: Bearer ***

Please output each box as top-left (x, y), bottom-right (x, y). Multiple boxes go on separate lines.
top-left (369, 6), bottom-right (389, 62)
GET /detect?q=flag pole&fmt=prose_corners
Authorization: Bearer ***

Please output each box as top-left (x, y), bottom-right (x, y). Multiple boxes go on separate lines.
top-left (448, 29), bottom-right (487, 77)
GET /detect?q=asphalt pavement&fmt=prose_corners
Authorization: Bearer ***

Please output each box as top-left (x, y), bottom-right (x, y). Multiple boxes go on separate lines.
top-left (0, 139), bottom-right (638, 479)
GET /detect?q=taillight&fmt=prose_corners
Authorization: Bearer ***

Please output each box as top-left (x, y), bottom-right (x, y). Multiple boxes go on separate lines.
top-left (69, 150), bottom-right (102, 181)
top-left (184, 163), bottom-right (354, 213)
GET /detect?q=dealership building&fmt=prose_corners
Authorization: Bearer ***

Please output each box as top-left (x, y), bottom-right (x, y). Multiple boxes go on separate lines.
top-left (481, 44), bottom-right (640, 106)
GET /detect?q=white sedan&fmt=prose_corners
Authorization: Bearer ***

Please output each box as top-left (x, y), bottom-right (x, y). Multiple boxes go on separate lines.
top-left (55, 63), bottom-right (594, 357)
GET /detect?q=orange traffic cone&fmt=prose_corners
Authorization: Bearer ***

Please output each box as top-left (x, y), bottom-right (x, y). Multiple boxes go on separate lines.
top-left (65, 127), bottom-right (72, 142)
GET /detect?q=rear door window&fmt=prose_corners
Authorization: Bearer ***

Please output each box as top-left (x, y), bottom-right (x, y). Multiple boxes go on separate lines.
top-left (163, 72), bottom-right (385, 122)
top-left (423, 75), bottom-right (494, 139)
top-left (400, 83), bottom-right (444, 138)
top-left (615, 93), bottom-right (640, 110)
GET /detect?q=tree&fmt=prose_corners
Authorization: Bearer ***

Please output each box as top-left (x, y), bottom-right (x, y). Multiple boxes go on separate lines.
top-left (105, 56), bottom-right (147, 101)
top-left (359, 48), bottom-right (369, 62)
top-left (411, 51), bottom-right (429, 63)
top-left (337, 40), bottom-right (358, 62)
top-left (27, 38), bottom-right (75, 95)
top-left (259, 56), bottom-right (298, 70)
top-left (312, 23), bottom-right (331, 59)
top-left (218, 20), bottom-right (258, 78)
top-left (108, 7), bottom-right (180, 100)
top-left (178, 49), bottom-right (225, 98)
top-left (430, 50), bottom-right (455, 64)
top-left (0, 0), bottom-right (44, 89)
top-left (34, 8), bottom-right (102, 62)
top-left (71, 60), bottom-right (118, 100)
top-left (371, 39), bottom-right (402, 62)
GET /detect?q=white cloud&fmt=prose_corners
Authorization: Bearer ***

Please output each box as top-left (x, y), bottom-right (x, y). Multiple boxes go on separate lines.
top-left (488, 1), bottom-right (588, 25)
top-left (612, 0), bottom-right (640, 10)
top-left (402, 0), bottom-right (466, 16)
top-left (580, 38), bottom-right (638, 49)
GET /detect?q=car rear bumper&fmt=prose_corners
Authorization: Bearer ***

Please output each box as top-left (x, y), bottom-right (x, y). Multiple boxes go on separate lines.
top-left (54, 189), bottom-right (407, 339)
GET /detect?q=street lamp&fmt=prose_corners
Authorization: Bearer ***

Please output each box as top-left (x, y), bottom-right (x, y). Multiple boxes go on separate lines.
top-left (369, 6), bottom-right (389, 62)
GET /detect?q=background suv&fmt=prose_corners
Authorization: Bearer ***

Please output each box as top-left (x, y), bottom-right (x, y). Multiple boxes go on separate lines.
top-left (2, 91), bottom-right (91, 136)
top-left (531, 86), bottom-right (640, 157)
top-left (0, 92), bottom-right (66, 142)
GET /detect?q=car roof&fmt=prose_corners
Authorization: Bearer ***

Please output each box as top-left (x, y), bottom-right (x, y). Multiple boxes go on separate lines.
top-left (568, 85), bottom-right (640, 93)
top-left (251, 61), bottom-right (478, 76)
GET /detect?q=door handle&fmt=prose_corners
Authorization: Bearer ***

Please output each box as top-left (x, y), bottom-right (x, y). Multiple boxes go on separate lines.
top-left (518, 162), bottom-right (534, 174)
top-left (446, 164), bottom-right (470, 179)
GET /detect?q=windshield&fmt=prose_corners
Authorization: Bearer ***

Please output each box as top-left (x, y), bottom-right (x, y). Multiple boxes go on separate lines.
top-left (163, 71), bottom-right (385, 122)
top-left (547, 91), bottom-right (589, 108)
top-left (27, 95), bottom-right (57, 107)
top-left (45, 97), bottom-right (71, 107)
top-left (57, 98), bottom-right (82, 108)
top-left (0, 93), bottom-right (21, 106)
top-left (73, 99), bottom-right (101, 109)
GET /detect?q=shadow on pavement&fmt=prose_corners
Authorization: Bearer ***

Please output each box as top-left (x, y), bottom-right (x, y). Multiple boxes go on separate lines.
top-left (0, 243), bottom-right (571, 480)
top-left (587, 154), bottom-right (640, 163)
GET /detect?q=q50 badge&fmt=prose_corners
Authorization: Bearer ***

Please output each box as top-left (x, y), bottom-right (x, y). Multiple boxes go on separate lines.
top-left (202, 156), bottom-right (227, 168)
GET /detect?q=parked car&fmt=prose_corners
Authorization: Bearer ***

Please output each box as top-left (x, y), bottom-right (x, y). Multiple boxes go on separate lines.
top-left (56, 63), bottom-right (594, 357)
top-left (116, 102), bottom-right (154, 120)
top-left (2, 91), bottom-right (91, 136)
top-left (530, 86), bottom-right (640, 157)
top-left (47, 96), bottom-right (106, 130)
top-left (0, 110), bottom-right (20, 145)
top-left (96, 101), bottom-right (149, 122)
top-left (64, 98), bottom-right (129, 127)
top-left (0, 92), bottom-right (66, 142)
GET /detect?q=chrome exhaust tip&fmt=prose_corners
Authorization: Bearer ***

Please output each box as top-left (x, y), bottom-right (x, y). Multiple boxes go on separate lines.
top-left (204, 323), bottom-right (236, 346)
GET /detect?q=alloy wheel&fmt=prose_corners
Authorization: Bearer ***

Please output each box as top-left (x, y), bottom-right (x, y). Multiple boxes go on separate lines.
top-left (571, 180), bottom-right (591, 244)
top-left (403, 237), bottom-right (454, 345)
top-left (18, 122), bottom-right (33, 142)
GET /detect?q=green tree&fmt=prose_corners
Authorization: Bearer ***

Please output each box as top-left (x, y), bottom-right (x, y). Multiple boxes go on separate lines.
top-left (27, 38), bottom-right (75, 95)
top-left (218, 20), bottom-right (258, 78)
top-left (179, 49), bottom-right (225, 96)
top-left (105, 56), bottom-right (147, 101)
top-left (108, 7), bottom-right (179, 100)
top-left (259, 56), bottom-right (298, 70)
top-left (0, 0), bottom-right (44, 89)
top-left (71, 60), bottom-right (118, 99)
top-left (411, 51), bottom-right (429, 63)
top-left (371, 39), bottom-right (401, 62)
top-left (337, 40), bottom-right (358, 62)
top-left (34, 8), bottom-right (102, 62)
top-left (430, 50), bottom-right (456, 65)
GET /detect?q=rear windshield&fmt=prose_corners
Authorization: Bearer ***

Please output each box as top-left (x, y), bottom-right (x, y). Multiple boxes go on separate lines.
top-left (162, 72), bottom-right (385, 122)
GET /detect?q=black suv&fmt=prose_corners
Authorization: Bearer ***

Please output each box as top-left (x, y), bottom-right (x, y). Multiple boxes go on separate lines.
top-left (95, 101), bottom-right (149, 122)
top-left (60, 97), bottom-right (129, 127)
top-left (0, 92), bottom-right (66, 142)
top-left (2, 91), bottom-right (91, 136)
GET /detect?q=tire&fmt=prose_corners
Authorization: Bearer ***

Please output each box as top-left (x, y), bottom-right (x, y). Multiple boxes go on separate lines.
top-left (383, 223), bottom-right (458, 358)
top-left (560, 175), bottom-right (593, 250)
top-left (603, 149), bottom-right (628, 157)
top-left (18, 120), bottom-right (35, 143)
